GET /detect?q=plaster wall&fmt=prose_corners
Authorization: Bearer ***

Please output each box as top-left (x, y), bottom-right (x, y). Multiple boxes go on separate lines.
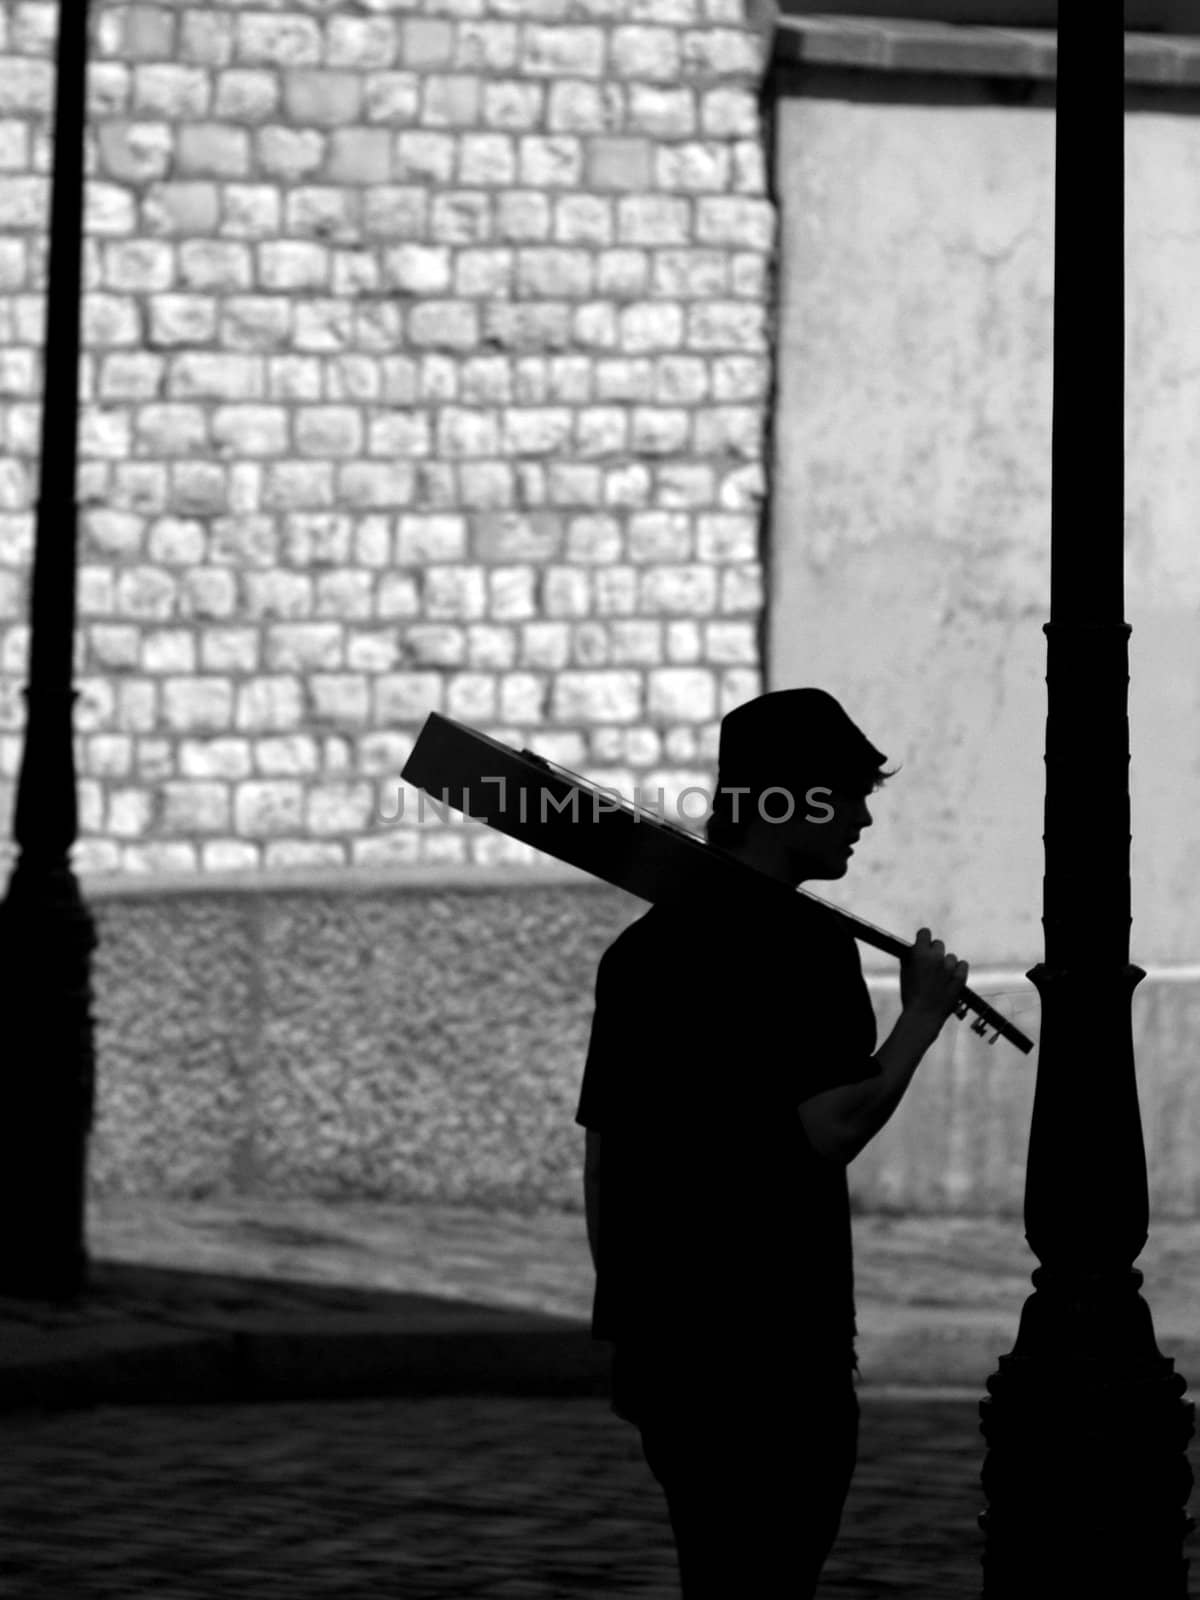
top-left (770, 78), bottom-right (1200, 974)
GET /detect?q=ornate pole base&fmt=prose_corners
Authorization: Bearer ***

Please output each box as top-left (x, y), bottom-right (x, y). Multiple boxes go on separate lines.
top-left (0, 857), bottom-right (96, 1301)
top-left (979, 1267), bottom-right (1195, 1596)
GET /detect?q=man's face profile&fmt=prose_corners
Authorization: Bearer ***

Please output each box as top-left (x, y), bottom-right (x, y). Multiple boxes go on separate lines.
top-left (713, 698), bottom-right (887, 887)
top-left (724, 768), bottom-right (875, 887)
top-left (773, 783), bottom-right (873, 883)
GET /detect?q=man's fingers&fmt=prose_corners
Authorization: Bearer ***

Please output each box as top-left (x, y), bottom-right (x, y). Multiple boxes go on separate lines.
top-left (909, 931), bottom-right (969, 1007)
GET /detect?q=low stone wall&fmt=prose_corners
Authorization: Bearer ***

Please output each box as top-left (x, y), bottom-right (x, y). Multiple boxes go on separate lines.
top-left (87, 868), bottom-right (632, 1208)
top-left (84, 872), bottom-right (1200, 1217)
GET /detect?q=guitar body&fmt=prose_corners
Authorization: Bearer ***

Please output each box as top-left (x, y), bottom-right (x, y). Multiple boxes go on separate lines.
top-left (401, 713), bottom-right (813, 914)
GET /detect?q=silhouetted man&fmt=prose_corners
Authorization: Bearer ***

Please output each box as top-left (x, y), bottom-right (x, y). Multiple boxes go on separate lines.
top-left (575, 688), bottom-right (968, 1598)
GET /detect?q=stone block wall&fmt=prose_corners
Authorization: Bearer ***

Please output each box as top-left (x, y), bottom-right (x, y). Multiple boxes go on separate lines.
top-left (0, 0), bottom-right (776, 875)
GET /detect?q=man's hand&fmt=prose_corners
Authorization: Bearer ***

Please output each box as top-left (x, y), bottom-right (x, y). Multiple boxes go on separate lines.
top-left (900, 927), bottom-right (969, 1023)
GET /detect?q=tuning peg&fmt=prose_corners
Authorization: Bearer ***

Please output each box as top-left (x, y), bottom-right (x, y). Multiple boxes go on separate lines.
top-left (971, 1015), bottom-right (988, 1035)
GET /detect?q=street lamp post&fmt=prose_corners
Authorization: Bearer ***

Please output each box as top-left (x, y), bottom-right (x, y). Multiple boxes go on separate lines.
top-left (978, 3), bottom-right (1194, 1591)
top-left (0, 0), bottom-right (96, 1300)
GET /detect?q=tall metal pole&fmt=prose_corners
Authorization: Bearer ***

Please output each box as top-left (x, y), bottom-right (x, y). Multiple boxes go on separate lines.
top-left (0, 0), bottom-right (96, 1299)
top-left (978, 4), bottom-right (1194, 1591)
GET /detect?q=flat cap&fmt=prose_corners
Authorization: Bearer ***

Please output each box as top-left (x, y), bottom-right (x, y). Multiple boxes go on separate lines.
top-left (715, 687), bottom-right (887, 795)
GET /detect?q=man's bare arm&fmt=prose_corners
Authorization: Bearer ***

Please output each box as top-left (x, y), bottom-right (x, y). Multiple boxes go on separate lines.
top-left (583, 1128), bottom-right (602, 1270)
top-left (797, 930), bottom-right (968, 1167)
top-left (796, 1005), bottom-right (944, 1166)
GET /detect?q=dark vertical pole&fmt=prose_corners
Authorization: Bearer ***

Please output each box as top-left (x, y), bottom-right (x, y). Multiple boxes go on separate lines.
top-left (978, 4), bottom-right (1194, 1592)
top-left (0, 0), bottom-right (96, 1299)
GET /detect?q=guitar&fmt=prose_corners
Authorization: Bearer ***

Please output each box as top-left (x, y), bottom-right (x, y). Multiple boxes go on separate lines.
top-left (401, 712), bottom-right (1034, 1056)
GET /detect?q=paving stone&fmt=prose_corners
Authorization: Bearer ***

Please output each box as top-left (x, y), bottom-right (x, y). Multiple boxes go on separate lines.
top-left (2, 1390), bottom-right (1197, 1598)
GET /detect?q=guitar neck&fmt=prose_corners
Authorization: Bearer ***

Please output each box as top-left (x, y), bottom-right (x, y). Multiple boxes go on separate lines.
top-left (795, 888), bottom-right (912, 961)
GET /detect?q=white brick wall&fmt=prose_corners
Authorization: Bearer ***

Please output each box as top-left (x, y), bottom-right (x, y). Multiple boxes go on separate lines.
top-left (0, 0), bottom-right (774, 873)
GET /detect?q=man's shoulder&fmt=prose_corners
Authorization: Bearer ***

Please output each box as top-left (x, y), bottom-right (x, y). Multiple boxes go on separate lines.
top-left (599, 901), bottom-right (694, 970)
top-left (594, 887), bottom-right (860, 989)
top-left (598, 908), bottom-right (649, 971)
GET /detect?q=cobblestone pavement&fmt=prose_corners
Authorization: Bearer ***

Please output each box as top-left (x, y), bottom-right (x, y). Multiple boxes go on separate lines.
top-left (4, 1392), bottom-right (1001, 1600)
top-left (4, 1198), bottom-right (1196, 1594)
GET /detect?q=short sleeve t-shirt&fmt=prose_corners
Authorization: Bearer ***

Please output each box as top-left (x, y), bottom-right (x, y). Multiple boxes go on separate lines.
top-left (574, 878), bottom-right (879, 1422)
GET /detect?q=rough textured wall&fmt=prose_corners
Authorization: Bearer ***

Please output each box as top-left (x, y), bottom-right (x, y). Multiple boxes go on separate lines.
top-left (83, 879), bottom-right (1200, 1216)
top-left (0, 0), bottom-right (773, 876)
top-left (770, 74), bottom-right (1200, 970)
top-left (88, 879), bottom-right (644, 1206)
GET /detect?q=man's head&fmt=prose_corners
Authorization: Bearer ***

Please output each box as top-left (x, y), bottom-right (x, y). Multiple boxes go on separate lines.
top-left (706, 688), bottom-right (896, 884)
